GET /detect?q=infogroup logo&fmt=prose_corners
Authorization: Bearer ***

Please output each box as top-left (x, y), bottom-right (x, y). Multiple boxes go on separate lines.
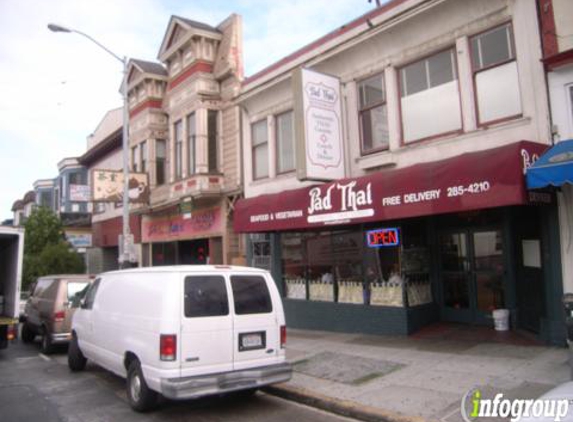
top-left (461, 388), bottom-right (570, 422)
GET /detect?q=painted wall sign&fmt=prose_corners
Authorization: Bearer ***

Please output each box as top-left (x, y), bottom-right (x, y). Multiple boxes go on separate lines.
top-left (92, 169), bottom-right (149, 203)
top-left (69, 184), bottom-right (91, 202)
top-left (66, 233), bottom-right (92, 248)
top-left (234, 141), bottom-right (550, 233)
top-left (366, 228), bottom-right (400, 248)
top-left (142, 207), bottom-right (222, 243)
top-left (293, 67), bottom-right (345, 181)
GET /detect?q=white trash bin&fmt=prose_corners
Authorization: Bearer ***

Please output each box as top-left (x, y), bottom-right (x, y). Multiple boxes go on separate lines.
top-left (493, 309), bottom-right (510, 331)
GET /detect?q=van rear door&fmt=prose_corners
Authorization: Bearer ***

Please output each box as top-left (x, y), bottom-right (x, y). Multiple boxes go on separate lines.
top-left (230, 274), bottom-right (279, 371)
top-left (179, 274), bottom-right (233, 377)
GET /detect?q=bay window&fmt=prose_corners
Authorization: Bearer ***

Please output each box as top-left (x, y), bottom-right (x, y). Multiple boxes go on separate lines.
top-left (174, 120), bottom-right (183, 180)
top-left (187, 113), bottom-right (196, 176)
top-left (276, 111), bottom-right (295, 174)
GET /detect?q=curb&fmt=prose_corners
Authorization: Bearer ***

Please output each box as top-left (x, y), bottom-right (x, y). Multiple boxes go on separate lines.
top-left (262, 383), bottom-right (427, 422)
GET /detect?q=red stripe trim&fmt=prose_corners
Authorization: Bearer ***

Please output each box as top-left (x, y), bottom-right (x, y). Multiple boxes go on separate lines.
top-left (543, 48), bottom-right (573, 71)
top-left (129, 99), bottom-right (163, 118)
top-left (168, 61), bottom-right (213, 90)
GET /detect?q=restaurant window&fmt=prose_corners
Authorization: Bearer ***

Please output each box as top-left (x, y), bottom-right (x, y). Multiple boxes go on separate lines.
top-left (399, 48), bottom-right (461, 143)
top-left (187, 112), bottom-right (196, 176)
top-left (208, 110), bottom-right (218, 172)
top-left (470, 23), bottom-right (521, 124)
top-left (276, 111), bottom-right (295, 174)
top-left (140, 141), bottom-right (147, 173)
top-left (132, 145), bottom-right (139, 172)
top-left (251, 119), bottom-right (268, 180)
top-left (174, 120), bottom-right (183, 180)
top-left (156, 139), bottom-right (166, 185)
top-left (358, 73), bottom-right (388, 154)
top-left (281, 223), bottom-right (432, 308)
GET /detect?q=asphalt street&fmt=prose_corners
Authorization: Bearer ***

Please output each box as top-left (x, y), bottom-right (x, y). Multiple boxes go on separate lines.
top-left (0, 338), bottom-right (357, 422)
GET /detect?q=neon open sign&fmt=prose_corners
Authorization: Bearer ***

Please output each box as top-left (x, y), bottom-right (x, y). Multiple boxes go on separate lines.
top-left (366, 228), bottom-right (400, 248)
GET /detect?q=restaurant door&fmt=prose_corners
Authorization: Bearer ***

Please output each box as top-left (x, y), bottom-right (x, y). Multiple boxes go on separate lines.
top-left (438, 229), bottom-right (506, 325)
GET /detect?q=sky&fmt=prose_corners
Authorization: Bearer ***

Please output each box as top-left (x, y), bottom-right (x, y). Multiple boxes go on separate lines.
top-left (0, 0), bottom-right (378, 221)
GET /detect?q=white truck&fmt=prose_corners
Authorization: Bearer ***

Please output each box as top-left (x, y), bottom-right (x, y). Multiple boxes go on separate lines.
top-left (0, 226), bottom-right (24, 350)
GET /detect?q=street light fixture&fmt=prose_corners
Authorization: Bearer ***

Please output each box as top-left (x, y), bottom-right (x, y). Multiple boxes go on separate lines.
top-left (48, 23), bottom-right (134, 268)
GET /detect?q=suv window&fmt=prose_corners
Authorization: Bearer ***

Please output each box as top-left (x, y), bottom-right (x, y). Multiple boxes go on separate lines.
top-left (230, 275), bottom-right (272, 315)
top-left (82, 279), bottom-right (101, 310)
top-left (67, 281), bottom-right (90, 302)
top-left (184, 276), bottom-right (229, 318)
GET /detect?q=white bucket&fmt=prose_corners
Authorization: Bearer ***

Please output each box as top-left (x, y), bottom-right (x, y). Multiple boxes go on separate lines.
top-left (493, 309), bottom-right (510, 331)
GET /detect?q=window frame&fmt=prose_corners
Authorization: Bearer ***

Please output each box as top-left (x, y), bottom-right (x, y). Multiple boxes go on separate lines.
top-left (174, 120), bottom-right (183, 180)
top-left (131, 145), bottom-right (139, 173)
top-left (398, 46), bottom-right (462, 144)
top-left (155, 139), bottom-right (166, 186)
top-left (207, 110), bottom-right (219, 173)
top-left (140, 141), bottom-right (147, 173)
top-left (357, 73), bottom-right (389, 155)
top-left (251, 119), bottom-right (269, 181)
top-left (469, 22), bottom-right (520, 127)
top-left (275, 110), bottom-right (296, 175)
top-left (187, 112), bottom-right (196, 177)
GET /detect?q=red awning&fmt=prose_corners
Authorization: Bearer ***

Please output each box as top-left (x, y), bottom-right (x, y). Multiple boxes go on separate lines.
top-left (234, 141), bottom-right (549, 233)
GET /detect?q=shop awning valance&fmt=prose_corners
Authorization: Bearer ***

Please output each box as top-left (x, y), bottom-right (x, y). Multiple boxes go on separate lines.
top-left (234, 141), bottom-right (549, 233)
top-left (526, 139), bottom-right (573, 189)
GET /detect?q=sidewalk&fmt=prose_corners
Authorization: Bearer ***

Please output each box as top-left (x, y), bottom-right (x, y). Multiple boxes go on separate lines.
top-left (263, 325), bottom-right (570, 422)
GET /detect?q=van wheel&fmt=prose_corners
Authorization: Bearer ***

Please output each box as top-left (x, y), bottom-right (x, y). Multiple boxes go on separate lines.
top-left (68, 335), bottom-right (86, 372)
top-left (21, 323), bottom-right (35, 344)
top-left (41, 328), bottom-right (53, 354)
top-left (127, 360), bottom-right (157, 412)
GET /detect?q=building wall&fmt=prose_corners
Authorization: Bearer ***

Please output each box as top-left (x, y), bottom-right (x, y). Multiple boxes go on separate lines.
top-left (240, 0), bottom-right (551, 200)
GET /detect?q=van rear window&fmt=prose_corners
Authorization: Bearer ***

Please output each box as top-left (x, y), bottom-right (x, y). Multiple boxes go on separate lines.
top-left (184, 276), bottom-right (229, 318)
top-left (230, 276), bottom-right (272, 315)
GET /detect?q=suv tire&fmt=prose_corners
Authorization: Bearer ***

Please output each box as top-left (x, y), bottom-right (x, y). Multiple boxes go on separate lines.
top-left (68, 335), bottom-right (87, 372)
top-left (127, 360), bottom-right (157, 412)
top-left (40, 327), bottom-right (53, 354)
top-left (21, 323), bottom-right (35, 344)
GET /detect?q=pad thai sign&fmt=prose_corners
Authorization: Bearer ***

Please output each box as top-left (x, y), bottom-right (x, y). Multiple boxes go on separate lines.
top-left (293, 68), bottom-right (345, 181)
top-left (92, 169), bottom-right (149, 203)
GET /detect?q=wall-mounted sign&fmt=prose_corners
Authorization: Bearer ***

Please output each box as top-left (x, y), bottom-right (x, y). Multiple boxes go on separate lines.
top-left (92, 169), bottom-right (149, 203)
top-left (66, 233), bottom-right (92, 248)
top-left (142, 207), bottom-right (222, 243)
top-left (69, 184), bottom-right (91, 202)
top-left (293, 67), bottom-right (345, 181)
top-left (366, 228), bottom-right (400, 248)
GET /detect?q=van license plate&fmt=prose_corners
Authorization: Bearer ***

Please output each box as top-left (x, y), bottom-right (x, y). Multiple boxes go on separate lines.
top-left (239, 331), bottom-right (266, 351)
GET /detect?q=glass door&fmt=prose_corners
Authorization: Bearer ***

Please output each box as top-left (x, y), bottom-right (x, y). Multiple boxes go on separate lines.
top-left (438, 229), bottom-right (506, 324)
top-left (439, 232), bottom-right (474, 322)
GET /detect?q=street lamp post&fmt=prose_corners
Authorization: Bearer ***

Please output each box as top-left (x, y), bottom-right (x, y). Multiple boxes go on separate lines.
top-left (48, 23), bottom-right (134, 268)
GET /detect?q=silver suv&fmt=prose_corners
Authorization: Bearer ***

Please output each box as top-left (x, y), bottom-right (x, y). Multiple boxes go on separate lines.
top-left (22, 275), bottom-right (93, 353)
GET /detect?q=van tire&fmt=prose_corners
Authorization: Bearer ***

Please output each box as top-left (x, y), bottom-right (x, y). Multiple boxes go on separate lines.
top-left (40, 328), bottom-right (53, 354)
top-left (68, 335), bottom-right (87, 372)
top-left (127, 360), bottom-right (157, 412)
top-left (21, 323), bottom-right (35, 344)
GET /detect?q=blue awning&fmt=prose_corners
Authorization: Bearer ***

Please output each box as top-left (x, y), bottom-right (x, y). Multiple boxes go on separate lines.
top-left (526, 139), bottom-right (573, 189)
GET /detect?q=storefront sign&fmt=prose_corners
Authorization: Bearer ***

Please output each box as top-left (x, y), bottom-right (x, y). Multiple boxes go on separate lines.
top-left (92, 169), bottom-right (149, 203)
top-left (66, 233), bottom-right (92, 248)
top-left (142, 207), bottom-right (222, 243)
top-left (293, 68), bottom-right (345, 181)
top-left (69, 184), bottom-right (91, 202)
top-left (366, 228), bottom-right (400, 248)
top-left (234, 141), bottom-right (550, 233)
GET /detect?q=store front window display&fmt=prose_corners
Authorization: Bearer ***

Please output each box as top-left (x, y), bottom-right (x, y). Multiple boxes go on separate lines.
top-left (281, 220), bottom-right (432, 307)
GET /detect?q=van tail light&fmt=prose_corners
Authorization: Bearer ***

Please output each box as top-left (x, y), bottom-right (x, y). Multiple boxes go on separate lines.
top-left (160, 334), bottom-right (177, 361)
top-left (53, 311), bottom-right (66, 322)
top-left (280, 325), bottom-right (286, 349)
top-left (7, 325), bottom-right (16, 341)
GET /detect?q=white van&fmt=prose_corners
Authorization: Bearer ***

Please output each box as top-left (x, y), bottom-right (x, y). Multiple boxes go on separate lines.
top-left (69, 266), bottom-right (292, 411)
